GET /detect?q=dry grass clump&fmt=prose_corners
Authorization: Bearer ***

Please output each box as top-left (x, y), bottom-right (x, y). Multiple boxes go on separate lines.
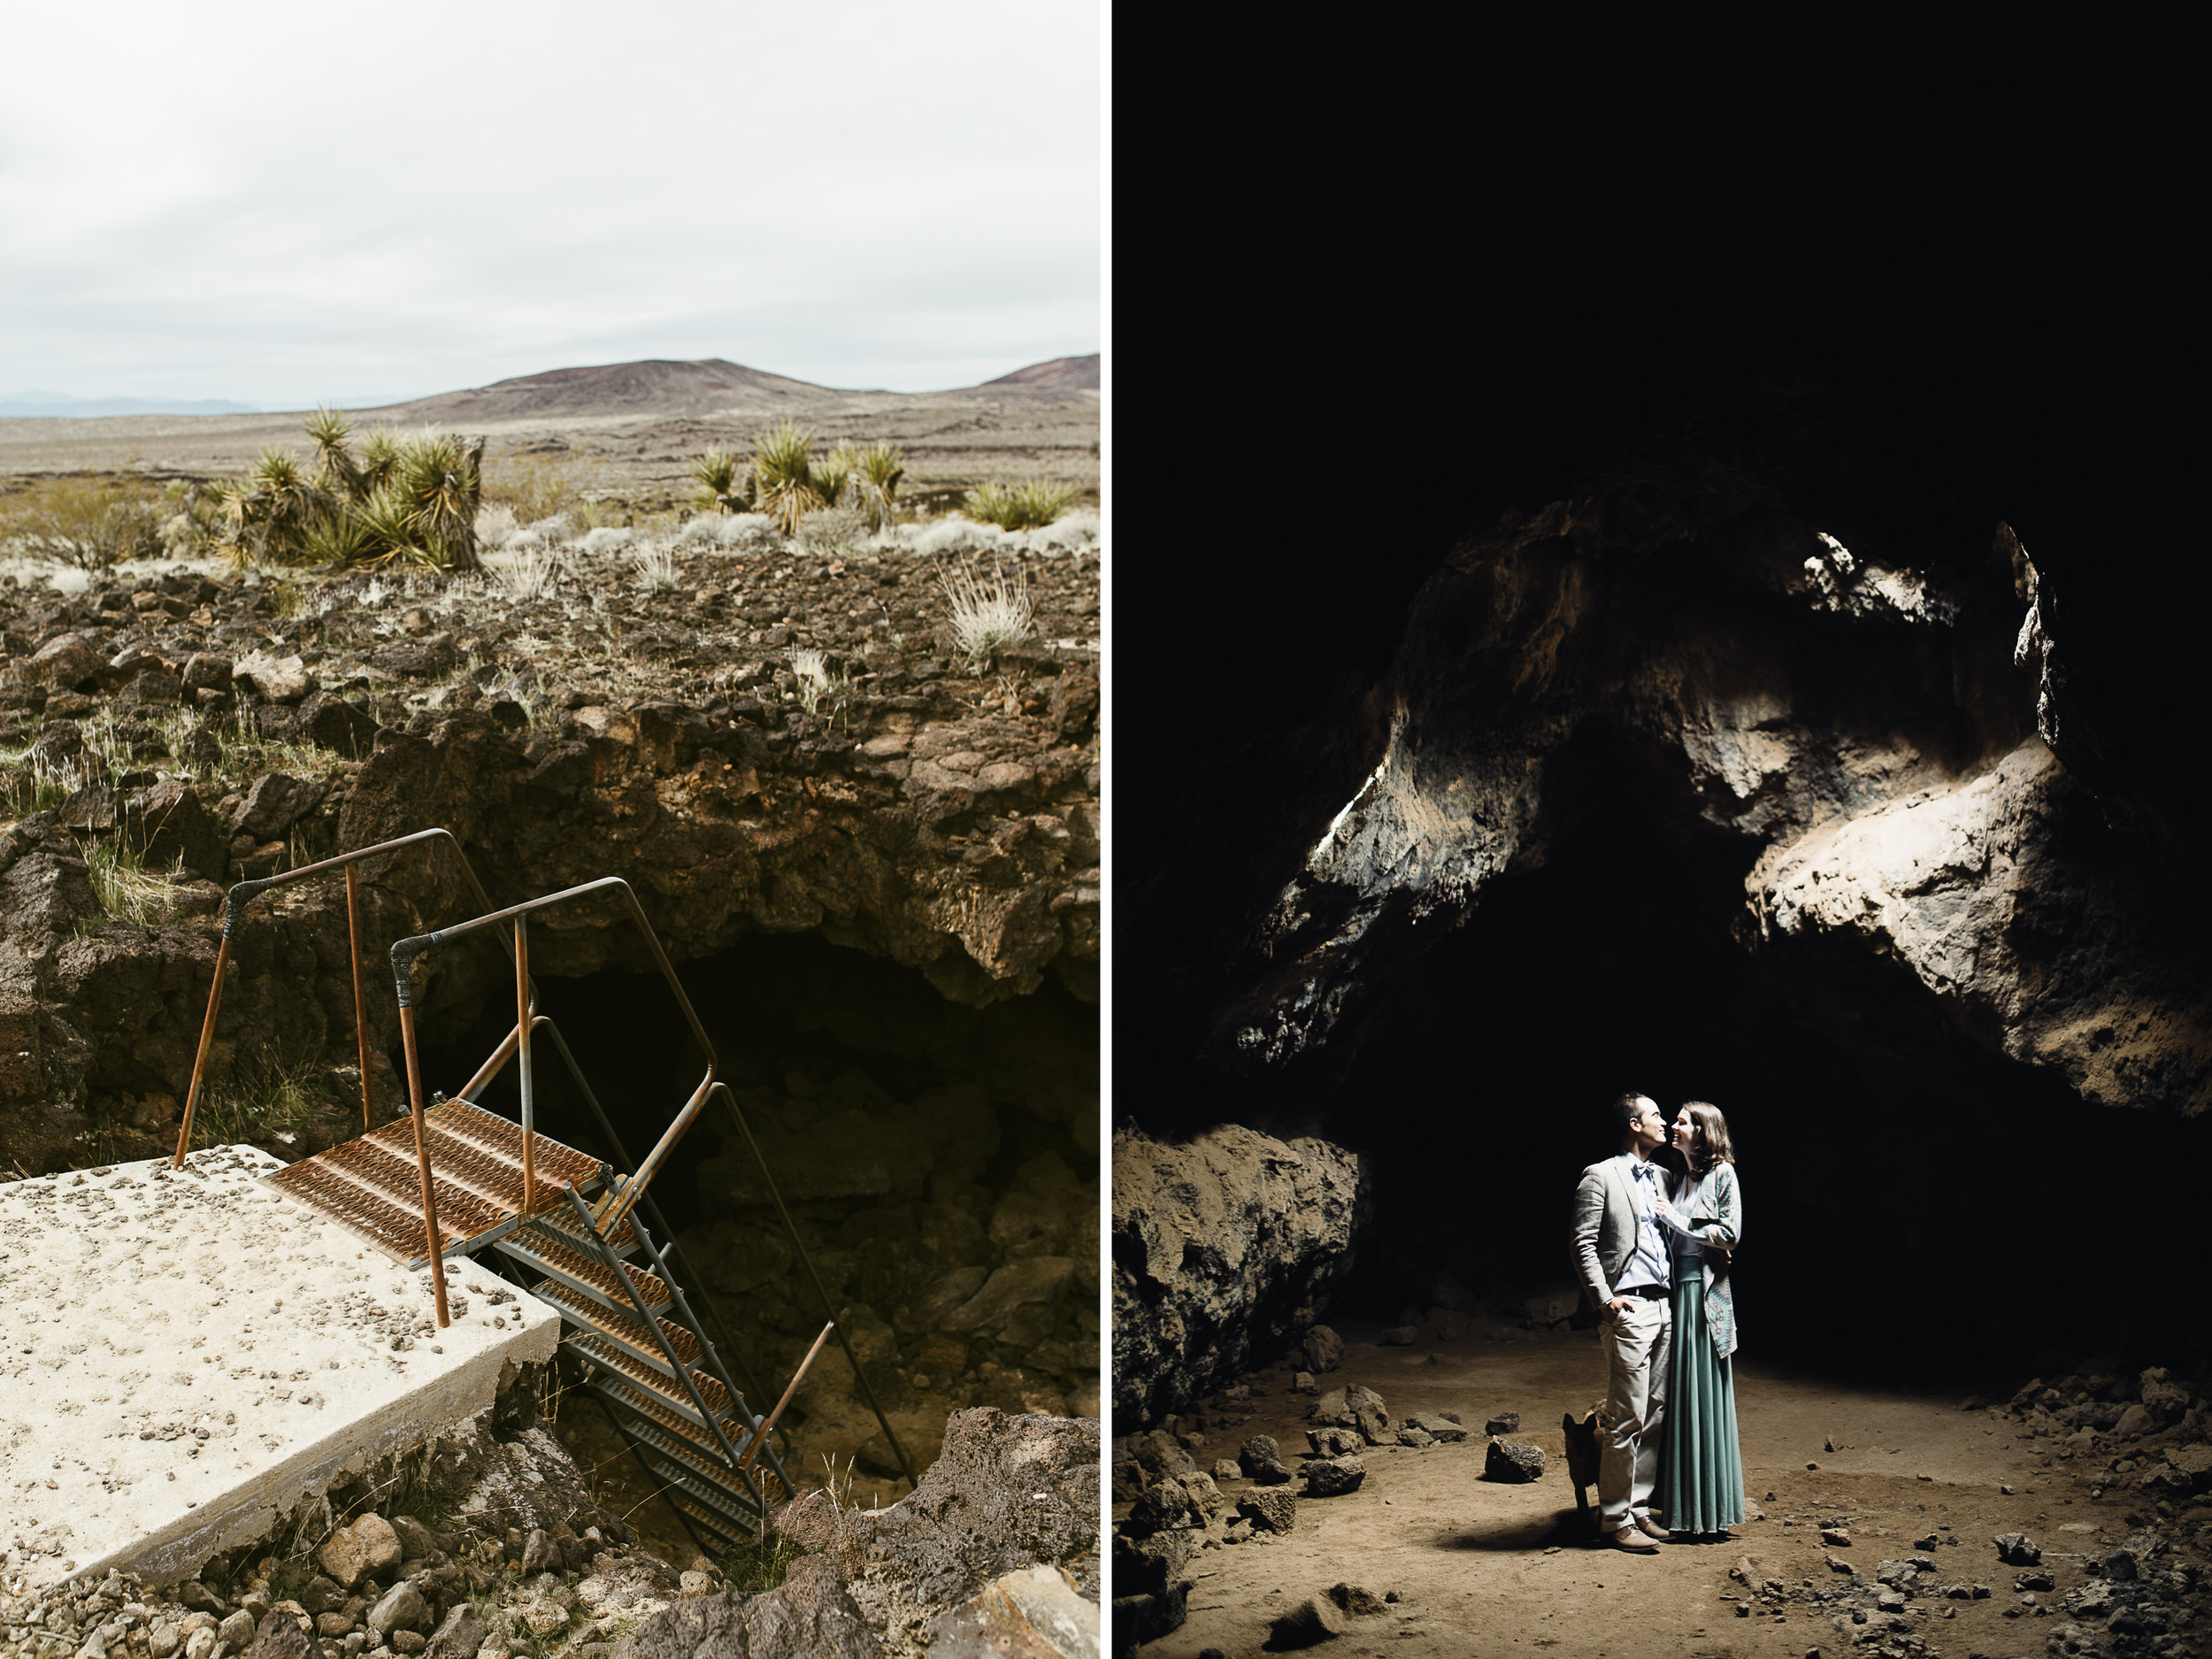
top-left (0, 473), bottom-right (171, 567)
top-left (938, 562), bottom-right (1034, 669)
top-left (483, 447), bottom-right (603, 523)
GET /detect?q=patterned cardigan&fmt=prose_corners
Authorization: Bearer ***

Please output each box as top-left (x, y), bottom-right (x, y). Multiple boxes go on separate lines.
top-left (1663, 1161), bottom-right (1742, 1360)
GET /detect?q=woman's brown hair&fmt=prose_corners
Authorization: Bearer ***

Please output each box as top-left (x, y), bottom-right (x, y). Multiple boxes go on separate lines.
top-left (1679, 1101), bottom-right (1735, 1174)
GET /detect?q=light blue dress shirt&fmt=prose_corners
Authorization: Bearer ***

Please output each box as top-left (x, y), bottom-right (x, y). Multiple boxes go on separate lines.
top-left (1613, 1152), bottom-right (1671, 1295)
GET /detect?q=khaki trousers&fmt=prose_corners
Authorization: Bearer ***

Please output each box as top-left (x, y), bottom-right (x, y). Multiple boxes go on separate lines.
top-left (1599, 1294), bottom-right (1671, 1528)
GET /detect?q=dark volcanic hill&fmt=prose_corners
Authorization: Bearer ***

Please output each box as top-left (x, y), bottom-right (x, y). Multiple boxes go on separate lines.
top-left (370, 357), bottom-right (852, 423)
top-left (980, 353), bottom-right (1100, 391)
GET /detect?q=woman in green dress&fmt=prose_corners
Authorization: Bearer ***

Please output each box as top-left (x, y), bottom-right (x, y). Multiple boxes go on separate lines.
top-left (1651, 1101), bottom-right (1744, 1538)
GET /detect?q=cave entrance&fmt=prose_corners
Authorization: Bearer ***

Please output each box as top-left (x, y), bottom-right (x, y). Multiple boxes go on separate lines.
top-left (1307, 722), bottom-right (2211, 1385)
top-left (410, 931), bottom-right (1099, 1551)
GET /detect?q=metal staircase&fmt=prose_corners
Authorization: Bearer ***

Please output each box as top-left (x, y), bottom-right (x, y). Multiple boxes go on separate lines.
top-left (492, 1188), bottom-right (791, 1552)
top-left (172, 828), bottom-right (913, 1560)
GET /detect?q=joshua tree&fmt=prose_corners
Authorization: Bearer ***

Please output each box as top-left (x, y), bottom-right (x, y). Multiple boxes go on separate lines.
top-left (753, 422), bottom-right (849, 534)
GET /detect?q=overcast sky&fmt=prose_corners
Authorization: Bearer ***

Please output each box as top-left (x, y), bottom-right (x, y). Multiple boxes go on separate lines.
top-left (0, 0), bottom-right (1101, 406)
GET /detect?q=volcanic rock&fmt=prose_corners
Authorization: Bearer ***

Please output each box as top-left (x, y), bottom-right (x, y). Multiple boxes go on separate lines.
top-left (1112, 1123), bottom-right (1366, 1423)
top-left (1303, 1455), bottom-right (1365, 1497)
top-left (1238, 1433), bottom-right (1291, 1484)
top-left (1485, 1440), bottom-right (1546, 1483)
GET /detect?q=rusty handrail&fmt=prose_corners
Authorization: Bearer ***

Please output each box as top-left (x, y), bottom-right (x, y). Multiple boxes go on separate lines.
top-left (173, 827), bottom-right (511, 1169)
top-left (388, 874), bottom-right (718, 1237)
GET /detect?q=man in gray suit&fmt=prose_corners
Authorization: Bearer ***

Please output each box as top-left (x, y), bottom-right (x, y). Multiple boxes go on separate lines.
top-left (1570, 1092), bottom-right (1675, 1554)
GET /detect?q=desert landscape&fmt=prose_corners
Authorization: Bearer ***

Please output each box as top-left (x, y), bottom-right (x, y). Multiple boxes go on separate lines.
top-left (0, 352), bottom-right (1101, 1657)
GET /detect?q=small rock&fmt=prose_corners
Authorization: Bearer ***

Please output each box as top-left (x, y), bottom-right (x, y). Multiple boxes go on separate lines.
top-left (320, 1516), bottom-right (402, 1588)
top-left (387, 1516), bottom-right (441, 1561)
top-left (1993, 1532), bottom-right (2041, 1566)
top-left (1211, 1458), bottom-right (1242, 1482)
top-left (1293, 1371), bottom-right (1318, 1394)
top-left (1378, 1325), bottom-right (1418, 1346)
top-left (519, 1529), bottom-right (556, 1574)
top-left (1305, 1455), bottom-right (1366, 1497)
top-left (421, 1604), bottom-right (485, 1659)
top-left (1484, 1440), bottom-right (1546, 1483)
top-left (233, 649), bottom-right (310, 703)
top-left (391, 1633), bottom-right (427, 1655)
top-left (179, 1586), bottom-right (225, 1617)
top-left (1307, 1426), bottom-right (1363, 1457)
top-left (1396, 1426), bottom-right (1436, 1448)
top-left (366, 1583), bottom-right (427, 1639)
top-left (1406, 1413), bottom-right (1468, 1442)
top-left (1268, 1593), bottom-right (1347, 1648)
top-left (244, 1611), bottom-right (312, 1659)
top-left (1485, 1412), bottom-right (1520, 1436)
top-left (1821, 1527), bottom-right (1851, 1547)
top-left (1239, 1487), bottom-right (1298, 1533)
top-left (2016, 1569), bottom-right (2055, 1591)
top-left (1327, 1583), bottom-right (1388, 1616)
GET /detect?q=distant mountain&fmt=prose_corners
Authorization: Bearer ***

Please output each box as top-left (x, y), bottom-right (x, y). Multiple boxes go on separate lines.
top-left (0, 391), bottom-right (264, 419)
top-left (367, 358), bottom-right (849, 422)
top-left (979, 353), bottom-right (1100, 391)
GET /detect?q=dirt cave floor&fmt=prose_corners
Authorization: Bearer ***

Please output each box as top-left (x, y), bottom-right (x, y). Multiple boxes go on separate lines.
top-left (1129, 1313), bottom-right (2206, 1659)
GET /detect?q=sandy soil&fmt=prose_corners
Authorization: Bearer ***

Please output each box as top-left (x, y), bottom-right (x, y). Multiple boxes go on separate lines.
top-left (1132, 1313), bottom-right (2197, 1659)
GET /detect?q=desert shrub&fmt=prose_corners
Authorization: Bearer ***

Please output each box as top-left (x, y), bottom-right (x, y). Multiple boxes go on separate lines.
top-left (906, 517), bottom-right (1002, 557)
top-left (850, 442), bottom-right (905, 531)
top-left (0, 472), bottom-right (170, 567)
top-left (691, 449), bottom-right (753, 515)
top-left (938, 561), bottom-right (1034, 668)
top-left (795, 504), bottom-right (867, 557)
top-left (475, 503), bottom-right (520, 550)
top-left (83, 838), bottom-right (180, 926)
top-left (674, 512), bottom-right (778, 551)
top-left (754, 422), bottom-right (851, 534)
top-left (525, 513), bottom-right (575, 543)
top-left (488, 549), bottom-right (559, 601)
top-left (964, 480), bottom-right (1079, 531)
top-left (216, 412), bottom-right (486, 572)
top-left (579, 526), bottom-right (634, 556)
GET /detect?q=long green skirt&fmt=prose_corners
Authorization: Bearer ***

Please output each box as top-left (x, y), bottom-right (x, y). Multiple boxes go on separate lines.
top-left (1659, 1263), bottom-right (1744, 1533)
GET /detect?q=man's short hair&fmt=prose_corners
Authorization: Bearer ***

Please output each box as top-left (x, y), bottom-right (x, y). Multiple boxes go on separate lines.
top-left (1610, 1091), bottom-right (1655, 1145)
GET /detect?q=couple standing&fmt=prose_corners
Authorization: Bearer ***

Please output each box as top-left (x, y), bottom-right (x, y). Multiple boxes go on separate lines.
top-left (1569, 1092), bottom-right (1745, 1553)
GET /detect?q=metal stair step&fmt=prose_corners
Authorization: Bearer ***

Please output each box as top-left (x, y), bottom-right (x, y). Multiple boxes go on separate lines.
top-left (648, 1458), bottom-right (760, 1535)
top-left (568, 1333), bottom-right (735, 1425)
top-left (664, 1491), bottom-right (749, 1554)
top-left (529, 1204), bottom-right (640, 1259)
top-left (494, 1227), bottom-right (670, 1315)
top-left (589, 1379), bottom-right (750, 1479)
top-left (536, 1280), bottom-right (700, 1373)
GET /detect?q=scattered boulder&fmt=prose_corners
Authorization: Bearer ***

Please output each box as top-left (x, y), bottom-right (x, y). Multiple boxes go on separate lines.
top-left (1210, 1457), bottom-right (1241, 1482)
top-left (1112, 1582), bottom-right (1187, 1647)
top-left (21, 633), bottom-right (104, 690)
top-left (1266, 1592), bottom-right (1347, 1649)
top-left (1993, 1532), bottom-right (2041, 1566)
top-left (1305, 1455), bottom-right (1366, 1497)
top-left (1310, 1383), bottom-right (1388, 1443)
top-left (1239, 1433), bottom-right (1291, 1484)
top-left (1396, 1426), bottom-right (1436, 1448)
top-left (1406, 1413), bottom-right (1466, 1442)
top-left (1485, 1412), bottom-right (1520, 1435)
top-left (233, 649), bottom-right (310, 703)
top-left (1327, 1583), bottom-right (1388, 1616)
top-left (1379, 1325), bottom-right (1418, 1346)
top-left (1239, 1487), bottom-right (1297, 1533)
top-left (1302, 1325), bottom-right (1345, 1374)
top-left (1485, 1440), bottom-right (1546, 1483)
top-left (227, 772), bottom-right (323, 841)
top-left (420, 1603), bottom-right (485, 1659)
top-left (1307, 1426), bottom-right (1362, 1457)
top-left (619, 1554), bottom-right (879, 1659)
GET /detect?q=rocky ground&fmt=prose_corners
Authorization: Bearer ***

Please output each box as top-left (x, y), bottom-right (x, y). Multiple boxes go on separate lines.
top-left (1, 1397), bottom-right (1097, 1659)
top-left (1112, 1312), bottom-right (2212, 1659)
top-left (0, 512), bottom-right (1100, 1531)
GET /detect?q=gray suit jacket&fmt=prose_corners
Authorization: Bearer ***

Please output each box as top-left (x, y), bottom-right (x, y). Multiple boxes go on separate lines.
top-left (1569, 1154), bottom-right (1655, 1316)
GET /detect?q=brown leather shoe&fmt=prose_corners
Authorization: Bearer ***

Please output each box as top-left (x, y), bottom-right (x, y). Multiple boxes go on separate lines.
top-left (1632, 1512), bottom-right (1672, 1542)
top-left (1607, 1526), bottom-right (1659, 1554)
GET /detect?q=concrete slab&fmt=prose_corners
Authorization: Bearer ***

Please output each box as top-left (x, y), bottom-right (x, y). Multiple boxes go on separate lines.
top-left (0, 1145), bottom-right (560, 1594)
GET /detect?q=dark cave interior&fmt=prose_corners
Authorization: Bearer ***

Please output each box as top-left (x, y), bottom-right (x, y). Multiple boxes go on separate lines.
top-left (1117, 256), bottom-right (2212, 1402)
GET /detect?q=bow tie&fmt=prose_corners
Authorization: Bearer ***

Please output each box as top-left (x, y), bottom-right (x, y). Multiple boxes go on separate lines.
top-left (1632, 1163), bottom-right (1657, 1181)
